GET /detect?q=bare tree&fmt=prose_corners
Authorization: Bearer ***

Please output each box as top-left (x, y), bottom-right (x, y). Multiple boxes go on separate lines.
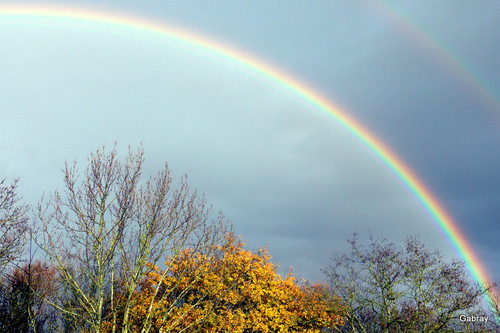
top-left (0, 178), bottom-right (28, 274)
top-left (484, 287), bottom-right (500, 330)
top-left (323, 233), bottom-right (497, 333)
top-left (36, 145), bottom-right (229, 333)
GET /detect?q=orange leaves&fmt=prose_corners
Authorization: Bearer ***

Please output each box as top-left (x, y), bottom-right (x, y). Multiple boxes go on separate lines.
top-left (109, 233), bottom-right (343, 332)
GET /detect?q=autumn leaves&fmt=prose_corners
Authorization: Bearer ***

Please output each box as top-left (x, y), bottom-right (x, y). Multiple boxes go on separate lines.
top-left (103, 234), bottom-right (343, 332)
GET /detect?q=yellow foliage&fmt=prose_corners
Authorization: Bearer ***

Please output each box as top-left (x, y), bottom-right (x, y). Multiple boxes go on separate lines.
top-left (103, 233), bottom-right (343, 332)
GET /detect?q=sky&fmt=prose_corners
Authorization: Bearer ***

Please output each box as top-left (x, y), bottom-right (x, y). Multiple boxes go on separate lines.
top-left (1, 1), bottom-right (499, 286)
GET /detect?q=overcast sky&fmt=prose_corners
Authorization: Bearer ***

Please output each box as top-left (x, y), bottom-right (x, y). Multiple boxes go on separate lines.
top-left (1, 1), bottom-right (499, 285)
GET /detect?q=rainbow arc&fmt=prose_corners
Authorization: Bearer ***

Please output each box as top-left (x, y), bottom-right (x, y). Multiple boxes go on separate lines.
top-left (1, 4), bottom-right (497, 314)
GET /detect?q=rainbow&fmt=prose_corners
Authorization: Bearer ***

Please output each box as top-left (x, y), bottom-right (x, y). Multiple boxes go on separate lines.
top-left (1, 4), bottom-right (497, 313)
top-left (370, 1), bottom-right (500, 123)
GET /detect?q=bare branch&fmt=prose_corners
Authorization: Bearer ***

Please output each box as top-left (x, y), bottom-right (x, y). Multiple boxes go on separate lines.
top-left (323, 233), bottom-right (496, 332)
top-left (0, 178), bottom-right (29, 273)
top-left (36, 145), bottom-right (229, 333)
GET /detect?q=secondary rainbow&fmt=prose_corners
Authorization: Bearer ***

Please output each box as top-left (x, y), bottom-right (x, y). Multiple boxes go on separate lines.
top-left (1, 4), bottom-right (497, 311)
top-left (371, 1), bottom-right (500, 123)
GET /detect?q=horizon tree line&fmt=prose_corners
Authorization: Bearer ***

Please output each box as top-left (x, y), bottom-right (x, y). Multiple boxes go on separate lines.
top-left (1, 144), bottom-right (498, 332)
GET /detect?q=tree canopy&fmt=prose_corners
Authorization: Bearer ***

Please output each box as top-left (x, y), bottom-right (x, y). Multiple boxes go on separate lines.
top-left (107, 233), bottom-right (344, 333)
top-left (323, 233), bottom-right (498, 332)
top-left (1, 145), bottom-right (499, 333)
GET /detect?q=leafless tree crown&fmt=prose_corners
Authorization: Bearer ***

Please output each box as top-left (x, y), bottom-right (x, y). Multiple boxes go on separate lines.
top-left (323, 233), bottom-right (497, 332)
top-left (36, 145), bottom-right (229, 333)
top-left (0, 178), bottom-right (29, 273)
